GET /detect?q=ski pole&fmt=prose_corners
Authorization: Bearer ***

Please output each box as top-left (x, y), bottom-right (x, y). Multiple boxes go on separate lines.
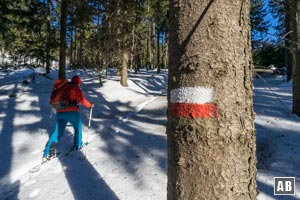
top-left (50, 106), bottom-right (54, 118)
top-left (88, 106), bottom-right (93, 129)
top-left (50, 106), bottom-right (53, 118)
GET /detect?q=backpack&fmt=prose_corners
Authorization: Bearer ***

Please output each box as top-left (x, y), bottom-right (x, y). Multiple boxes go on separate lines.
top-left (50, 79), bottom-right (73, 109)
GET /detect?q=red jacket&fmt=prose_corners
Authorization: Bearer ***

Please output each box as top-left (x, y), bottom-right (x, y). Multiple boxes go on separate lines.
top-left (57, 84), bottom-right (92, 112)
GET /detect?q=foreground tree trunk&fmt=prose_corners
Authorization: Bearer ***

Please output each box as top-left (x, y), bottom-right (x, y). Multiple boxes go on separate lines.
top-left (285, 0), bottom-right (294, 82)
top-left (292, 0), bottom-right (300, 115)
top-left (167, 1), bottom-right (257, 199)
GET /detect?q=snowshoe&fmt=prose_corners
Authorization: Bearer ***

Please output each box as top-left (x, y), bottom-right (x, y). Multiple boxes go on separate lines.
top-left (73, 145), bottom-right (83, 151)
top-left (49, 142), bottom-right (57, 158)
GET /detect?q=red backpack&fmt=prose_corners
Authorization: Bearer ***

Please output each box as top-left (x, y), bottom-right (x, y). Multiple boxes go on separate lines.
top-left (50, 79), bottom-right (71, 109)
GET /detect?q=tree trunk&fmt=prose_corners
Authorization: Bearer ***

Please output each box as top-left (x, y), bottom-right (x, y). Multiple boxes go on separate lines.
top-left (146, 30), bottom-right (151, 70)
top-left (46, 0), bottom-right (52, 74)
top-left (293, 0), bottom-right (300, 115)
top-left (79, 28), bottom-right (84, 66)
top-left (0, 46), bottom-right (4, 65)
top-left (70, 27), bottom-right (74, 67)
top-left (156, 28), bottom-right (161, 74)
top-left (69, 0), bottom-right (75, 68)
top-left (58, 0), bottom-right (68, 79)
top-left (285, 0), bottom-right (293, 82)
top-left (74, 29), bottom-right (78, 66)
top-left (167, 1), bottom-right (257, 199)
top-left (164, 32), bottom-right (168, 69)
top-left (156, 2), bottom-right (161, 74)
top-left (120, 49), bottom-right (129, 87)
top-left (130, 25), bottom-right (135, 70)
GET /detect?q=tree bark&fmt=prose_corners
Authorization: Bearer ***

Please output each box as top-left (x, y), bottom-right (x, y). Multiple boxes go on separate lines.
top-left (293, 0), bottom-right (300, 115)
top-left (285, 0), bottom-right (293, 82)
top-left (120, 49), bottom-right (129, 86)
top-left (58, 0), bottom-right (68, 79)
top-left (46, 0), bottom-right (52, 74)
top-left (156, 27), bottom-right (161, 74)
top-left (167, 1), bottom-right (257, 199)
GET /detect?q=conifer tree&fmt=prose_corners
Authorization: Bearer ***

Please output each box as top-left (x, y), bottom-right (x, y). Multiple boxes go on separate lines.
top-left (167, 1), bottom-right (256, 199)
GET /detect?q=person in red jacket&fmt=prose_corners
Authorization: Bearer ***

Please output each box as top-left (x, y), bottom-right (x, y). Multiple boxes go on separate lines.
top-left (43, 75), bottom-right (93, 160)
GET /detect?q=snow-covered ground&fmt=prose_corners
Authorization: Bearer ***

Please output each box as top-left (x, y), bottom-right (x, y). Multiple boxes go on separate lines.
top-left (0, 68), bottom-right (299, 200)
top-left (254, 74), bottom-right (300, 200)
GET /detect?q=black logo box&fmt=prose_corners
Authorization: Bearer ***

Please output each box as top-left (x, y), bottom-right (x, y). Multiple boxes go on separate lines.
top-left (274, 177), bottom-right (296, 195)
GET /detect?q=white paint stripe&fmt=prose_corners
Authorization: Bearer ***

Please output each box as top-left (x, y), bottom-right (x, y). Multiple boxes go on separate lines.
top-left (170, 87), bottom-right (213, 104)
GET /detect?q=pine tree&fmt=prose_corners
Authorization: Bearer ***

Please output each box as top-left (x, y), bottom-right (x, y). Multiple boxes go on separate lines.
top-left (269, 0), bottom-right (293, 80)
top-left (250, 0), bottom-right (269, 49)
top-left (167, 1), bottom-right (257, 199)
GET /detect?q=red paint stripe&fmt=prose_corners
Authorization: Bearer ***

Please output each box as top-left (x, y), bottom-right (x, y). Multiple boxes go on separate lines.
top-left (169, 103), bottom-right (220, 118)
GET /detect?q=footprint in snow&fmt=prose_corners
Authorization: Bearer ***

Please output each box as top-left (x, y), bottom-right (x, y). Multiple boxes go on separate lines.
top-left (29, 188), bottom-right (40, 198)
top-left (23, 179), bottom-right (37, 187)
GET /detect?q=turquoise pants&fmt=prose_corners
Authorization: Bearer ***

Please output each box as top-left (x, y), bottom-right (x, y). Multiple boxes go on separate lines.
top-left (43, 111), bottom-right (82, 157)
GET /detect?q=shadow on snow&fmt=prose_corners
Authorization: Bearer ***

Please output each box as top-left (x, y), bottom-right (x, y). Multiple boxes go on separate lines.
top-left (254, 76), bottom-right (300, 198)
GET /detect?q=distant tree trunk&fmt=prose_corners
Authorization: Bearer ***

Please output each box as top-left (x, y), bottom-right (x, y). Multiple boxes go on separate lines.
top-left (156, 28), bottom-right (161, 74)
top-left (97, 64), bottom-right (103, 86)
top-left (0, 47), bottom-right (4, 65)
top-left (151, 23), bottom-right (155, 69)
top-left (156, 2), bottom-right (161, 74)
top-left (146, 30), bottom-right (151, 70)
top-left (58, 0), bottom-right (68, 79)
top-left (130, 25), bottom-right (135, 70)
top-left (293, 0), bottom-right (300, 115)
top-left (45, 0), bottom-right (52, 74)
top-left (120, 49), bottom-right (129, 86)
top-left (70, 27), bottom-right (74, 67)
top-left (79, 28), bottom-right (84, 66)
top-left (69, 0), bottom-right (75, 68)
top-left (167, 1), bottom-right (257, 199)
top-left (145, 0), bottom-right (151, 70)
top-left (74, 29), bottom-right (78, 66)
top-left (164, 32), bottom-right (168, 68)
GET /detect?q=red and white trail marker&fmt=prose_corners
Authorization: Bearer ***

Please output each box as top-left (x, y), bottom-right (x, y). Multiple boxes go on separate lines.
top-left (169, 87), bottom-right (220, 118)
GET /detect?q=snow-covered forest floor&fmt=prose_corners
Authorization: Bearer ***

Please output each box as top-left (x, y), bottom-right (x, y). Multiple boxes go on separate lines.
top-left (0, 68), bottom-right (299, 200)
top-left (254, 74), bottom-right (300, 200)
